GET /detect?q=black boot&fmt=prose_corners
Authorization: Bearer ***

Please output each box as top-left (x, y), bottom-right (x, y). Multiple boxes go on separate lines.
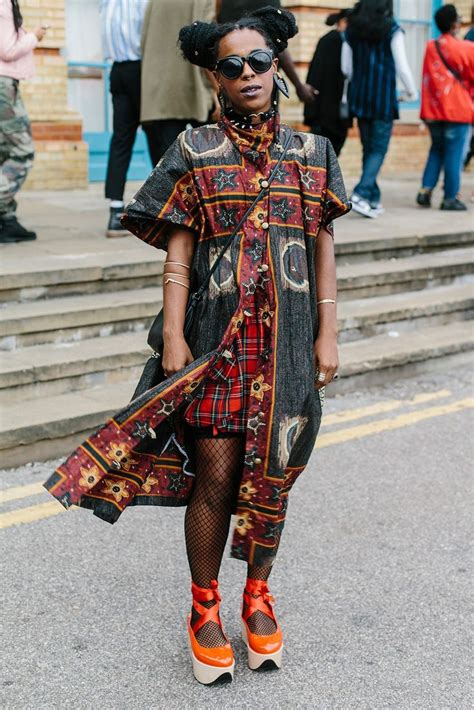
top-left (440, 197), bottom-right (467, 211)
top-left (0, 215), bottom-right (37, 243)
top-left (106, 206), bottom-right (128, 238)
top-left (416, 189), bottom-right (432, 207)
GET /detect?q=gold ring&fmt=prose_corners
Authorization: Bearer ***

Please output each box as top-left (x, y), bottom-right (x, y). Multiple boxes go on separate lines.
top-left (317, 372), bottom-right (326, 382)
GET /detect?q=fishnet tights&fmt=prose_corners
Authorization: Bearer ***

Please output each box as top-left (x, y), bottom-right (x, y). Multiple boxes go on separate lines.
top-left (184, 432), bottom-right (279, 646)
top-left (185, 435), bottom-right (244, 647)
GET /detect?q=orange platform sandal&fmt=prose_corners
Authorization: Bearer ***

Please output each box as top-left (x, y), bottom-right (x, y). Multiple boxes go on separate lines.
top-left (187, 579), bottom-right (235, 685)
top-left (241, 578), bottom-right (283, 671)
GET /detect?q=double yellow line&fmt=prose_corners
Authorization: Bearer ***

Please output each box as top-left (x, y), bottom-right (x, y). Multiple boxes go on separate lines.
top-left (0, 389), bottom-right (472, 531)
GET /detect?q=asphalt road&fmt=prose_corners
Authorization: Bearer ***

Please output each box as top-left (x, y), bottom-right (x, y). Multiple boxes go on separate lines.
top-left (1, 368), bottom-right (472, 710)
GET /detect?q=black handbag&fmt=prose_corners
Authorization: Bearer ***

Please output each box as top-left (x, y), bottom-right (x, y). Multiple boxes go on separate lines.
top-left (131, 128), bottom-right (293, 400)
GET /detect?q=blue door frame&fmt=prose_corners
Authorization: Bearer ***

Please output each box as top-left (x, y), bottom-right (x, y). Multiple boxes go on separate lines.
top-left (68, 61), bottom-right (153, 182)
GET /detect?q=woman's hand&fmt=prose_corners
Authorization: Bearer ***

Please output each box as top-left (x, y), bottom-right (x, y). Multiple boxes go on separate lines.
top-left (162, 335), bottom-right (194, 378)
top-left (33, 26), bottom-right (48, 41)
top-left (313, 332), bottom-right (339, 389)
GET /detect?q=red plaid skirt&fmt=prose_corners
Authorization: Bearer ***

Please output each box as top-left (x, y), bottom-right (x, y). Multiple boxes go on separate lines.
top-left (183, 301), bottom-right (268, 434)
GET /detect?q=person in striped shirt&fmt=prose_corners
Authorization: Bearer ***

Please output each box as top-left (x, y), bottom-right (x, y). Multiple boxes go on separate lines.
top-left (99, 0), bottom-right (150, 237)
top-left (341, 0), bottom-right (418, 219)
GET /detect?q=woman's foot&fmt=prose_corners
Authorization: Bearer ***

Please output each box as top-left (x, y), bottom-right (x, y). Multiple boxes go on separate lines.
top-left (440, 197), bottom-right (467, 211)
top-left (416, 188), bottom-right (432, 207)
top-left (187, 580), bottom-right (234, 685)
top-left (241, 578), bottom-right (283, 671)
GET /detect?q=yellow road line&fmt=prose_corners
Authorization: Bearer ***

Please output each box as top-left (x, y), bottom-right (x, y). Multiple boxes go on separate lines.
top-left (322, 389), bottom-right (451, 427)
top-left (317, 397), bottom-right (474, 449)
top-left (0, 501), bottom-right (66, 530)
top-left (0, 481), bottom-right (44, 504)
top-left (0, 390), bottom-right (453, 506)
top-left (1, 394), bottom-right (472, 532)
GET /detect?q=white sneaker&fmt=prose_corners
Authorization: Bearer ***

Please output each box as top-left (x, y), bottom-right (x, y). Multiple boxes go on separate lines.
top-left (371, 202), bottom-right (385, 216)
top-left (351, 193), bottom-right (378, 219)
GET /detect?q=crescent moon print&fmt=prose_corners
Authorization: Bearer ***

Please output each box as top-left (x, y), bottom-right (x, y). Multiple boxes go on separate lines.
top-left (280, 240), bottom-right (309, 291)
top-left (209, 246), bottom-right (236, 298)
top-left (278, 415), bottom-right (308, 468)
top-left (181, 127), bottom-right (234, 160)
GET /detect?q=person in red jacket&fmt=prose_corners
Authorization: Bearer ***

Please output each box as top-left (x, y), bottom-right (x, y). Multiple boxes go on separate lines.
top-left (417, 4), bottom-right (474, 211)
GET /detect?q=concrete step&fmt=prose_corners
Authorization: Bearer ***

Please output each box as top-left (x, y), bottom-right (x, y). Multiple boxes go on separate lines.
top-left (335, 228), bottom-right (474, 264)
top-left (2, 236), bottom-right (473, 303)
top-left (336, 247), bottom-right (474, 300)
top-left (0, 287), bottom-right (162, 350)
top-left (338, 283), bottom-right (474, 342)
top-left (0, 249), bottom-right (164, 302)
top-left (1, 283), bottom-right (473, 403)
top-left (1, 320), bottom-right (473, 468)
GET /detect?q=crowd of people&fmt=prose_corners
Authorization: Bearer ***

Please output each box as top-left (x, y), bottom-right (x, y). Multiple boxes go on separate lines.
top-left (0, 0), bottom-right (473, 239)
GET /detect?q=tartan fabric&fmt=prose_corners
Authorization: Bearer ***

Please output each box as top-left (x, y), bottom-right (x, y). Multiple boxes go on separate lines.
top-left (184, 292), bottom-right (267, 433)
top-left (43, 113), bottom-right (352, 567)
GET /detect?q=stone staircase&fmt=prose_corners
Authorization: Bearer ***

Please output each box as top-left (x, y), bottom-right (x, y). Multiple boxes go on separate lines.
top-left (1, 230), bottom-right (473, 468)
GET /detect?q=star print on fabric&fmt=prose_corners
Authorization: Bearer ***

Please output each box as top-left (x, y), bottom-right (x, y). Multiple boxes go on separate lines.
top-left (157, 399), bottom-right (175, 416)
top-left (250, 374), bottom-right (272, 401)
top-left (216, 206), bottom-right (240, 229)
top-left (211, 169), bottom-right (238, 190)
top-left (242, 277), bottom-right (258, 296)
top-left (246, 239), bottom-right (265, 262)
top-left (271, 165), bottom-right (290, 184)
top-left (244, 447), bottom-right (258, 467)
top-left (166, 472), bottom-right (188, 494)
top-left (247, 415), bottom-right (266, 434)
top-left (133, 421), bottom-right (149, 439)
top-left (258, 303), bottom-right (274, 327)
top-left (263, 522), bottom-right (281, 539)
top-left (257, 272), bottom-right (271, 290)
top-left (168, 206), bottom-right (187, 224)
top-left (271, 198), bottom-right (296, 221)
top-left (300, 171), bottom-right (318, 190)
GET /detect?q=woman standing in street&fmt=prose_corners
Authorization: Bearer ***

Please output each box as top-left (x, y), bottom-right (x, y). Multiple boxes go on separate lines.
top-left (44, 6), bottom-right (351, 685)
top-left (0, 0), bottom-right (46, 243)
top-left (417, 4), bottom-right (474, 212)
top-left (342, 0), bottom-right (418, 218)
top-left (304, 8), bottom-right (352, 157)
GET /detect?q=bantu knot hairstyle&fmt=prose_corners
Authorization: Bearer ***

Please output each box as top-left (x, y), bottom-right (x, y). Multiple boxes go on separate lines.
top-left (178, 6), bottom-right (298, 70)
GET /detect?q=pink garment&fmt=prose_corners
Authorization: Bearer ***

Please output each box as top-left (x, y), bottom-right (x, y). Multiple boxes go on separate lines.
top-left (0, 0), bottom-right (38, 80)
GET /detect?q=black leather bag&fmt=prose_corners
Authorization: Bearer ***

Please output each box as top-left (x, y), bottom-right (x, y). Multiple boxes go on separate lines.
top-left (131, 128), bottom-right (293, 400)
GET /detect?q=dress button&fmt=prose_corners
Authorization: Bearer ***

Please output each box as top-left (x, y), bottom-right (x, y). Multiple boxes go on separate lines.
top-left (259, 179), bottom-right (269, 189)
top-left (254, 457), bottom-right (262, 465)
top-left (261, 221), bottom-right (269, 230)
top-left (258, 412), bottom-right (265, 420)
top-left (260, 264), bottom-right (269, 272)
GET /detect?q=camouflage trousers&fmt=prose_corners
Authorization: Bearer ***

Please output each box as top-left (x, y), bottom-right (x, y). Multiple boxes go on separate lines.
top-left (0, 76), bottom-right (34, 216)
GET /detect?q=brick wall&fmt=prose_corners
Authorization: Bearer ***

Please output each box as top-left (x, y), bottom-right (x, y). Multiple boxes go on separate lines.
top-left (21, 0), bottom-right (88, 190)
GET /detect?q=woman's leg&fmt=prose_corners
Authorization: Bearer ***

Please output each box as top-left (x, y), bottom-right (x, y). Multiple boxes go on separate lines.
top-left (442, 123), bottom-right (470, 200)
top-left (245, 540), bottom-right (281, 635)
top-left (185, 432), bottom-right (245, 646)
top-left (421, 121), bottom-right (444, 191)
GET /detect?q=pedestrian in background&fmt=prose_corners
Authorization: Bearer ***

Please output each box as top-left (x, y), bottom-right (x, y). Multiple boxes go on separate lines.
top-left (140, 0), bottom-right (216, 167)
top-left (304, 8), bottom-right (352, 156)
top-left (342, 0), bottom-right (418, 218)
top-left (217, 0), bottom-right (318, 105)
top-left (417, 4), bottom-right (474, 211)
top-left (100, 0), bottom-right (149, 238)
top-left (0, 0), bottom-right (47, 243)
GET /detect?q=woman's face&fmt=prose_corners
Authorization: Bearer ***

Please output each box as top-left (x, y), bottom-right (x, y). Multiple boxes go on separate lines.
top-left (214, 28), bottom-right (278, 117)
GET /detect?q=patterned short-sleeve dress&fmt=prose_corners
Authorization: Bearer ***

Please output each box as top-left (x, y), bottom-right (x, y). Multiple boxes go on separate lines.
top-left (43, 113), bottom-right (351, 567)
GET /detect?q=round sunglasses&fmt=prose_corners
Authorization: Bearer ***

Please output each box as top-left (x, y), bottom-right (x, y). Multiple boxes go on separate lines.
top-left (215, 49), bottom-right (274, 80)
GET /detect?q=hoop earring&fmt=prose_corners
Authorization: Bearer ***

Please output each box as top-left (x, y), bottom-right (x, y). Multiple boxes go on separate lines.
top-left (273, 73), bottom-right (290, 99)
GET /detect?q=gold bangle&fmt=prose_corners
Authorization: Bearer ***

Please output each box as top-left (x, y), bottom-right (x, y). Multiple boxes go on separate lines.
top-left (164, 278), bottom-right (190, 289)
top-left (163, 271), bottom-right (190, 279)
top-left (164, 260), bottom-right (190, 269)
top-left (317, 298), bottom-right (336, 305)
